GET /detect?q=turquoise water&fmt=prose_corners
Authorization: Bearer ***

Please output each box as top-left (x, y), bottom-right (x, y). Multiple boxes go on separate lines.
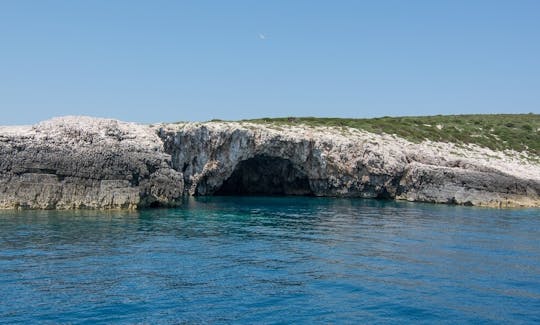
top-left (1, 197), bottom-right (539, 324)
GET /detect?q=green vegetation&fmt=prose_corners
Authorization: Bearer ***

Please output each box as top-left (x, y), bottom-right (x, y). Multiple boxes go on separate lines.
top-left (243, 114), bottom-right (540, 155)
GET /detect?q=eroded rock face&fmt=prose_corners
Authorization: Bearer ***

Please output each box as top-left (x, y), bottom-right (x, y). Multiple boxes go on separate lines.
top-left (158, 121), bottom-right (540, 208)
top-left (1, 116), bottom-right (539, 209)
top-left (0, 117), bottom-right (183, 209)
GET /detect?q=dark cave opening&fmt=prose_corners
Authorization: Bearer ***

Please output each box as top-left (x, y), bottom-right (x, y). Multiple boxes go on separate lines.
top-left (214, 156), bottom-right (313, 196)
top-left (149, 201), bottom-right (162, 208)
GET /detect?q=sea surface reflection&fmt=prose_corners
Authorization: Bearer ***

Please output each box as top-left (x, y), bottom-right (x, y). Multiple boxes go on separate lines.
top-left (1, 197), bottom-right (539, 323)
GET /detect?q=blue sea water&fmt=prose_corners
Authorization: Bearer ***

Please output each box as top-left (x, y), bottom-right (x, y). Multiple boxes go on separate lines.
top-left (0, 196), bottom-right (539, 324)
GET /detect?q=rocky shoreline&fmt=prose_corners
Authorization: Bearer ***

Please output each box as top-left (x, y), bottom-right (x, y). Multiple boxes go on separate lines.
top-left (1, 116), bottom-right (539, 209)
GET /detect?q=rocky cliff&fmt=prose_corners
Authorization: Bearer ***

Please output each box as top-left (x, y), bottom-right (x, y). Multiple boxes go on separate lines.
top-left (0, 117), bottom-right (183, 209)
top-left (1, 116), bottom-right (539, 209)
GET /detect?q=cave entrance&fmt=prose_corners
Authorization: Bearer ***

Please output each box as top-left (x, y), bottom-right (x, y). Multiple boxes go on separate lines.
top-left (214, 156), bottom-right (313, 196)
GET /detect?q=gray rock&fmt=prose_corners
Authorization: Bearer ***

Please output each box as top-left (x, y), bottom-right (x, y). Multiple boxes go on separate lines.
top-left (0, 117), bottom-right (183, 209)
top-left (158, 121), bottom-right (540, 208)
top-left (1, 117), bottom-right (538, 209)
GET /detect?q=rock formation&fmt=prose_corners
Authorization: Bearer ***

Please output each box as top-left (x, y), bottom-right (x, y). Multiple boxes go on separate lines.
top-left (0, 117), bottom-right (183, 209)
top-left (1, 116), bottom-right (539, 209)
top-left (159, 121), bottom-right (540, 208)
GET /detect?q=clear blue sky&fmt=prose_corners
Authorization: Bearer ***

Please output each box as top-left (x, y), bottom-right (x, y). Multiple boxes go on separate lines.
top-left (1, 1), bottom-right (539, 124)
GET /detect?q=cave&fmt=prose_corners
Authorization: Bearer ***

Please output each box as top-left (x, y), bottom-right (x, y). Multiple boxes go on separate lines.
top-left (214, 156), bottom-right (313, 196)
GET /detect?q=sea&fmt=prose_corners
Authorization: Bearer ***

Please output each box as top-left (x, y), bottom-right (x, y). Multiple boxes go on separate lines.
top-left (1, 196), bottom-right (539, 324)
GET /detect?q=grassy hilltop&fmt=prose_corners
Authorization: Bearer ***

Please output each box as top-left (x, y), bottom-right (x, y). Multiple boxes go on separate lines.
top-left (241, 114), bottom-right (540, 156)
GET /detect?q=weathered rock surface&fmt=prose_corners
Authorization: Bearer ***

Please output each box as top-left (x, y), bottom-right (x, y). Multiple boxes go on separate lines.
top-left (1, 116), bottom-right (539, 209)
top-left (158, 121), bottom-right (540, 208)
top-left (0, 117), bottom-right (183, 209)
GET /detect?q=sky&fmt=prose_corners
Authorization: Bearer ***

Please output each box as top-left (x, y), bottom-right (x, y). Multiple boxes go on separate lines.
top-left (1, 1), bottom-right (539, 125)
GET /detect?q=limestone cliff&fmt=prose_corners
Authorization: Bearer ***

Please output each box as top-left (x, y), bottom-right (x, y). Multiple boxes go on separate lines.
top-left (1, 116), bottom-right (539, 209)
top-left (158, 121), bottom-right (540, 208)
top-left (0, 117), bottom-right (183, 209)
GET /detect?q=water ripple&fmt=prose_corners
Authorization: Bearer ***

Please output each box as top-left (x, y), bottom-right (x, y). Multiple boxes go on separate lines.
top-left (0, 197), bottom-right (539, 323)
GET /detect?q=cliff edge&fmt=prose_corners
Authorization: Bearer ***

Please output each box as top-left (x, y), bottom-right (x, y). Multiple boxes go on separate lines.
top-left (1, 116), bottom-right (539, 209)
top-left (0, 117), bottom-right (183, 209)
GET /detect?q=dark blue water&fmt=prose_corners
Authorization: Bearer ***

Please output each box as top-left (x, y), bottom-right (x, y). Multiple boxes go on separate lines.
top-left (0, 197), bottom-right (539, 324)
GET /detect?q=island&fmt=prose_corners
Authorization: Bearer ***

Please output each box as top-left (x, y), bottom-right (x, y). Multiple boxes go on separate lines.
top-left (1, 114), bottom-right (538, 209)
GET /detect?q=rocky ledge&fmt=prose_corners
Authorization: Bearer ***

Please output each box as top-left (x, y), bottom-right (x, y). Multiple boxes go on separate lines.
top-left (1, 116), bottom-right (538, 209)
top-left (0, 117), bottom-right (183, 209)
